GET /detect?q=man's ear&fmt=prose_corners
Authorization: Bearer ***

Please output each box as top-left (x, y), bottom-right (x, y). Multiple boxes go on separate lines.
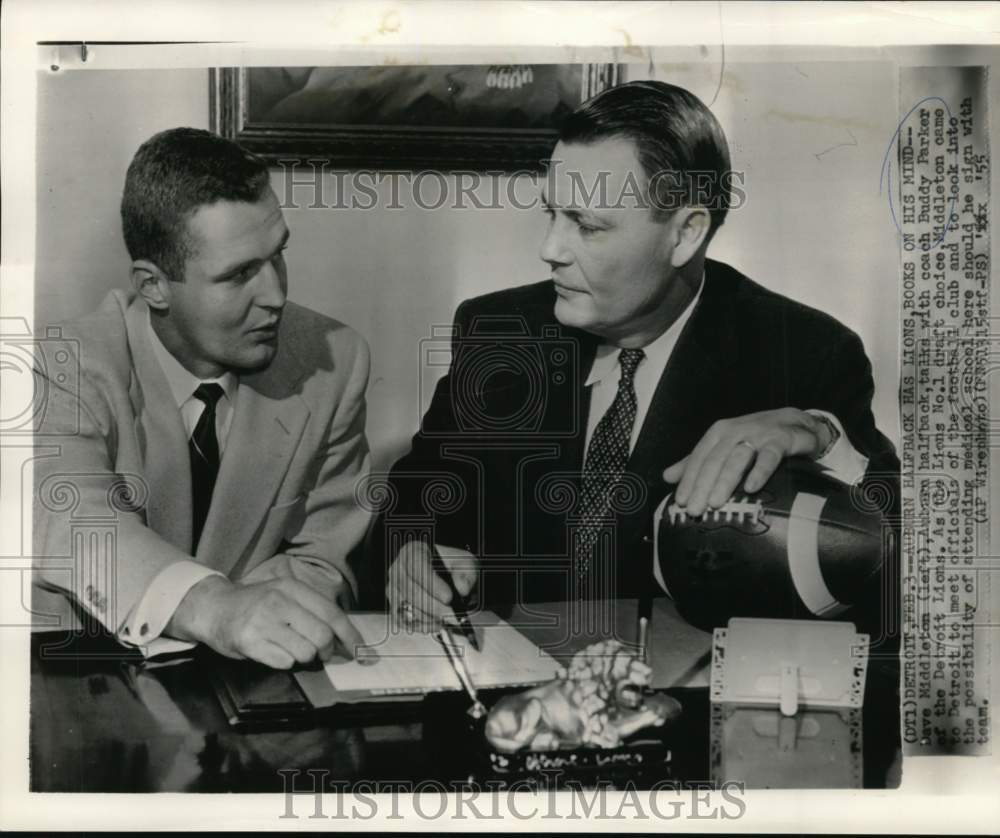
top-left (668, 207), bottom-right (712, 268)
top-left (130, 260), bottom-right (172, 312)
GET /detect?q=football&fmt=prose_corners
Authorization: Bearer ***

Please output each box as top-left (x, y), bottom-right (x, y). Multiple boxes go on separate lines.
top-left (653, 457), bottom-right (892, 631)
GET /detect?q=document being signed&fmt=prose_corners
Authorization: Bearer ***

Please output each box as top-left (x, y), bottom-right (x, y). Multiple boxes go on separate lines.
top-left (300, 612), bottom-right (561, 703)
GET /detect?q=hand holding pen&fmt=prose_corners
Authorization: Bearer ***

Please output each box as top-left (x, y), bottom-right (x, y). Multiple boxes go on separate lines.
top-left (387, 540), bottom-right (481, 646)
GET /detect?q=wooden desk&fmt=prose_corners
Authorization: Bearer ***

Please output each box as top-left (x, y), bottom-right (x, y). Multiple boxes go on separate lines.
top-left (29, 598), bottom-right (897, 791)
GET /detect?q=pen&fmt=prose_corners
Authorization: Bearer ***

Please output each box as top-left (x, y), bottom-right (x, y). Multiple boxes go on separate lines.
top-left (637, 557), bottom-right (653, 664)
top-left (429, 542), bottom-right (480, 651)
top-left (436, 627), bottom-right (487, 719)
top-left (637, 615), bottom-right (650, 664)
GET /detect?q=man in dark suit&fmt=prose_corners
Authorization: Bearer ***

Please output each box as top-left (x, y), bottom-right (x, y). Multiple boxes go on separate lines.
top-left (33, 128), bottom-right (372, 668)
top-left (374, 81), bottom-right (898, 635)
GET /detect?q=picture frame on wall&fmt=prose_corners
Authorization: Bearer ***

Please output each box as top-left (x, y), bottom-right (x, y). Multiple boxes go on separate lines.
top-left (210, 64), bottom-right (621, 170)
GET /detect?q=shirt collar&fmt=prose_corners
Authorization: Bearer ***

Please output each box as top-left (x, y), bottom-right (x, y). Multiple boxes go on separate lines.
top-left (585, 272), bottom-right (705, 387)
top-left (146, 310), bottom-right (237, 408)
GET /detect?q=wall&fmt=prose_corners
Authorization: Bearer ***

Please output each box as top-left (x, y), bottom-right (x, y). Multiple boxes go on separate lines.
top-left (35, 69), bottom-right (209, 324)
top-left (35, 64), bottom-right (900, 470)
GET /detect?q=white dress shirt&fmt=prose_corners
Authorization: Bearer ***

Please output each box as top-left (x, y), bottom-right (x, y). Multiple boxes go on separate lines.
top-left (117, 315), bottom-right (238, 657)
top-left (583, 276), bottom-right (868, 484)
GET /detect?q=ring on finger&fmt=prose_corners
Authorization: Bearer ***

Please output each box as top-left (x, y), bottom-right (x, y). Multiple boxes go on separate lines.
top-left (398, 599), bottom-right (416, 624)
top-left (736, 439), bottom-right (756, 454)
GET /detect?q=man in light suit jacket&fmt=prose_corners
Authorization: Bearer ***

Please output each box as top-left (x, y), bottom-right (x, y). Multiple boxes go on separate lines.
top-left (33, 128), bottom-right (372, 668)
top-left (376, 81), bottom-right (899, 640)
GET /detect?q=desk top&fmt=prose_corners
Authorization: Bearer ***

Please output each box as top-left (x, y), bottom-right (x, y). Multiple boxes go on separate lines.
top-left (29, 598), bottom-right (897, 792)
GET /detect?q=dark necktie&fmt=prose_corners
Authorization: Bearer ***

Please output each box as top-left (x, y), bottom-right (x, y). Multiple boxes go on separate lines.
top-left (189, 382), bottom-right (224, 553)
top-left (573, 348), bottom-right (645, 596)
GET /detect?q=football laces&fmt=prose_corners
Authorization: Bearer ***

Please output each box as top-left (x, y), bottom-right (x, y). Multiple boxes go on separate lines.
top-left (665, 496), bottom-right (764, 526)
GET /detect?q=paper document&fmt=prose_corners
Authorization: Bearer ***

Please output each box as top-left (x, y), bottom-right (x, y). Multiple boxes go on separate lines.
top-left (321, 612), bottom-right (561, 697)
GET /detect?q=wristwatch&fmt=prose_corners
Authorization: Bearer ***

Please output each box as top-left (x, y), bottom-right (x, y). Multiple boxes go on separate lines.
top-left (811, 412), bottom-right (841, 460)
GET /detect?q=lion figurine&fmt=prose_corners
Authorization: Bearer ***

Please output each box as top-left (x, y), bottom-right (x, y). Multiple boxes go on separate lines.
top-left (484, 639), bottom-right (682, 753)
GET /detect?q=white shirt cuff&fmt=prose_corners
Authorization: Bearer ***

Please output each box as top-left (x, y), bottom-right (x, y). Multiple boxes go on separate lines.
top-left (807, 409), bottom-right (868, 485)
top-left (119, 561), bottom-right (225, 658)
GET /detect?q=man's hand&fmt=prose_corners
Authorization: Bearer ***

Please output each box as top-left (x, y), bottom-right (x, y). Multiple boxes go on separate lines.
top-left (386, 541), bottom-right (479, 629)
top-left (662, 408), bottom-right (833, 517)
top-left (166, 575), bottom-right (369, 669)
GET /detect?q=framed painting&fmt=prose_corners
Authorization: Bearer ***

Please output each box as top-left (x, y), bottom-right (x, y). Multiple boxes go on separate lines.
top-left (210, 64), bottom-right (621, 170)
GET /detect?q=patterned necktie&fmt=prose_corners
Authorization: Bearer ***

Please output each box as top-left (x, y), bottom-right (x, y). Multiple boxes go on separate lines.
top-left (189, 382), bottom-right (224, 552)
top-left (574, 348), bottom-right (645, 592)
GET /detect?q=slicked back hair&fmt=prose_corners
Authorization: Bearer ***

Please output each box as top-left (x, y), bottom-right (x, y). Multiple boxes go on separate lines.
top-left (558, 80), bottom-right (732, 234)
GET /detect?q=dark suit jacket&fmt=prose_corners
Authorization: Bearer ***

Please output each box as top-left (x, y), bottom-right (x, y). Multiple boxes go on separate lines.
top-left (370, 260), bottom-right (899, 634)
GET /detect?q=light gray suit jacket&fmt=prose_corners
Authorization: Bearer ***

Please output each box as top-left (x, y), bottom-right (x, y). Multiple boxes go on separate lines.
top-left (32, 289), bottom-right (372, 635)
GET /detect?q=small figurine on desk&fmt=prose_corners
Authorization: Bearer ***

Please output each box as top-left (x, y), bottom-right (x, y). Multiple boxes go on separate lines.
top-left (484, 640), bottom-right (681, 753)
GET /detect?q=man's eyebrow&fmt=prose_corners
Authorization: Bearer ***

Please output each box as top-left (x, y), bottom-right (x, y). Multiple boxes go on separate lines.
top-left (214, 229), bottom-right (291, 280)
top-left (540, 193), bottom-right (593, 218)
top-left (563, 205), bottom-right (606, 226)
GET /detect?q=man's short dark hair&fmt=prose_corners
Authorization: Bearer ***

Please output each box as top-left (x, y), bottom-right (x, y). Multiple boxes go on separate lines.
top-left (120, 127), bottom-right (271, 280)
top-left (559, 80), bottom-right (732, 233)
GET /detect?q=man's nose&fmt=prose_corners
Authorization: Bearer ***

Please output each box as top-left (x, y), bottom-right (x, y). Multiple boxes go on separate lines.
top-left (539, 218), bottom-right (571, 267)
top-left (255, 258), bottom-right (287, 310)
